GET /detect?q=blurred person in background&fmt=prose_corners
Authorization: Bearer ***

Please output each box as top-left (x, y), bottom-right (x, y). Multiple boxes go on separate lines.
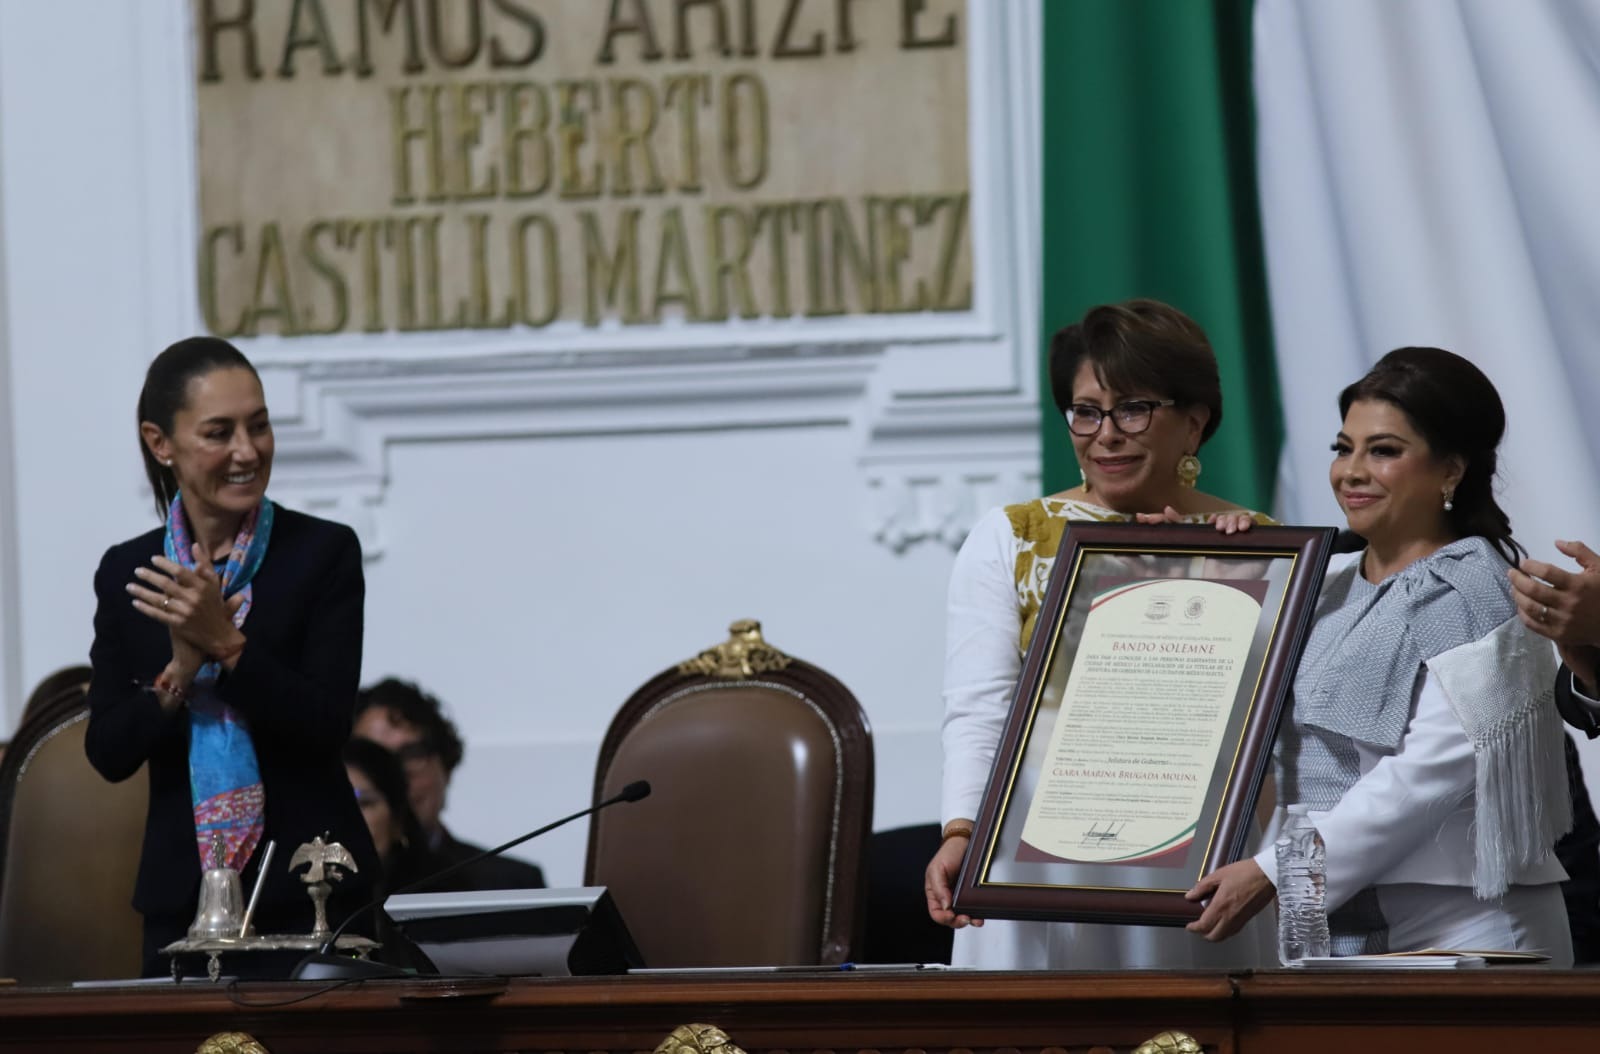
top-left (354, 678), bottom-right (546, 890)
top-left (344, 736), bottom-right (432, 893)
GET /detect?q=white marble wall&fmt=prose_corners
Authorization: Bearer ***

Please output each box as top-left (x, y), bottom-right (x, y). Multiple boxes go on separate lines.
top-left (0, 0), bottom-right (1041, 884)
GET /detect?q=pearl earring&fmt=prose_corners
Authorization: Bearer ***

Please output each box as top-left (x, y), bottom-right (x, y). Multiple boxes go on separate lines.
top-left (1442, 488), bottom-right (1455, 512)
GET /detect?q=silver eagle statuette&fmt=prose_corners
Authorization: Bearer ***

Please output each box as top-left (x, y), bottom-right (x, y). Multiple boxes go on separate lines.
top-left (288, 835), bottom-right (359, 939)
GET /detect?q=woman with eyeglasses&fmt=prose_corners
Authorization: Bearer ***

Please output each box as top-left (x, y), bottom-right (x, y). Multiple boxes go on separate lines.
top-left (923, 299), bottom-right (1274, 970)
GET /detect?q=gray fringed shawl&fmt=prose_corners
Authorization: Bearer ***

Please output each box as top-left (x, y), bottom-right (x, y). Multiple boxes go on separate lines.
top-left (1295, 536), bottom-right (1570, 899)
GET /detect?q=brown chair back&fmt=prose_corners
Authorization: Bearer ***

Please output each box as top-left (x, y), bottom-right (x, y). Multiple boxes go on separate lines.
top-left (21, 664), bottom-right (92, 723)
top-left (586, 621), bottom-right (873, 967)
top-left (0, 668), bottom-right (146, 982)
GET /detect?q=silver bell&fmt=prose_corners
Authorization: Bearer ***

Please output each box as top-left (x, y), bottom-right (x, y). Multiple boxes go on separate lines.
top-left (188, 834), bottom-right (252, 940)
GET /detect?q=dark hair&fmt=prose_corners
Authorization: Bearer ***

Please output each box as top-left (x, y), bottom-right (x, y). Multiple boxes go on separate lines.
top-left (136, 336), bottom-right (259, 518)
top-left (1048, 299), bottom-right (1224, 445)
top-left (1338, 346), bottom-right (1523, 565)
top-left (343, 736), bottom-right (427, 854)
top-left (355, 678), bottom-right (466, 775)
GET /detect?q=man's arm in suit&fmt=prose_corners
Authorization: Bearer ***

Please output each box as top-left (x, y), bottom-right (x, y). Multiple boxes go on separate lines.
top-left (1510, 538), bottom-right (1600, 735)
top-left (1557, 664), bottom-right (1600, 739)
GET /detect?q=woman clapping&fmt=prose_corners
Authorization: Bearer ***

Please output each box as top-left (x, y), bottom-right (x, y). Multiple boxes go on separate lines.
top-left (86, 337), bottom-right (379, 976)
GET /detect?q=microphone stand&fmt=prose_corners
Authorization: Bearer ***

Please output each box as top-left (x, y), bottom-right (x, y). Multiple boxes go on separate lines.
top-left (291, 780), bottom-right (651, 981)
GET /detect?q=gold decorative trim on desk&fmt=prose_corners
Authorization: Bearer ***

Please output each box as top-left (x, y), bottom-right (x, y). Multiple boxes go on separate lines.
top-left (677, 620), bottom-right (794, 678)
top-left (1134, 1030), bottom-right (1202, 1054)
top-left (197, 1033), bottom-right (269, 1054)
top-left (654, 1024), bottom-right (747, 1054)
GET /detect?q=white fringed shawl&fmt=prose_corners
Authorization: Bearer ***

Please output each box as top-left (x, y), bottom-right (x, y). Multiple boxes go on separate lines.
top-left (1295, 536), bottom-right (1571, 899)
top-left (1428, 616), bottom-right (1571, 898)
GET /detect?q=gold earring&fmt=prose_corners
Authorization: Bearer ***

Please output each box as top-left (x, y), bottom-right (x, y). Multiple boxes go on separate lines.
top-left (1177, 454), bottom-right (1201, 488)
top-left (1079, 465), bottom-right (1091, 493)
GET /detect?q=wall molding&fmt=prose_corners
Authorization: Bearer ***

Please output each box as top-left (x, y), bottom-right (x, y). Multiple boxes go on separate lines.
top-left (857, 0), bottom-right (1045, 550)
top-left (262, 346), bottom-right (882, 556)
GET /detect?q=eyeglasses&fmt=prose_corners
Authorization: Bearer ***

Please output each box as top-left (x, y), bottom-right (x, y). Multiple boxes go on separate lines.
top-left (1064, 399), bottom-right (1176, 437)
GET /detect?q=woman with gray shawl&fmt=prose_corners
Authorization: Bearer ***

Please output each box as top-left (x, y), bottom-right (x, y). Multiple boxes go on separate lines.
top-left (1185, 347), bottom-right (1573, 963)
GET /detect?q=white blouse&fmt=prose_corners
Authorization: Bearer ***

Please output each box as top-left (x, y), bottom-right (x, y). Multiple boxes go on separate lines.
top-left (941, 504), bottom-right (1032, 826)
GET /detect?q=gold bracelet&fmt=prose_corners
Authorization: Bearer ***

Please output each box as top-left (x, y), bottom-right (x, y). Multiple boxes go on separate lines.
top-left (940, 822), bottom-right (974, 844)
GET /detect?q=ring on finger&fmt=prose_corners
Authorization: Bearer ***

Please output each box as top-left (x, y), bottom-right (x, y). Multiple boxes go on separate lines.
top-left (1540, 604), bottom-right (1549, 622)
top-left (162, 596), bottom-right (171, 611)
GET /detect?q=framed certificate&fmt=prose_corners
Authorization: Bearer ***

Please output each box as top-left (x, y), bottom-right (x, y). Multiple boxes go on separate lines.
top-left (951, 522), bottom-right (1335, 926)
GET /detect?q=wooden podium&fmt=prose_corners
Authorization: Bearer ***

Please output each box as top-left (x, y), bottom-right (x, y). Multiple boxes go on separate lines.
top-left (1, 970), bottom-right (1598, 1053)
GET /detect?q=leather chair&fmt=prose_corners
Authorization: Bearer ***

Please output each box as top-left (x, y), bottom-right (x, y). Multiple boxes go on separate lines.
top-left (0, 667), bottom-right (146, 982)
top-left (586, 620), bottom-right (874, 967)
top-left (20, 665), bottom-right (92, 723)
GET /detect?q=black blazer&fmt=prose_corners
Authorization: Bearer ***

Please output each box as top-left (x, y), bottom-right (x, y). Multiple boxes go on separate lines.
top-left (419, 828), bottom-right (548, 893)
top-left (85, 504), bottom-right (378, 929)
top-left (1557, 663), bottom-right (1600, 740)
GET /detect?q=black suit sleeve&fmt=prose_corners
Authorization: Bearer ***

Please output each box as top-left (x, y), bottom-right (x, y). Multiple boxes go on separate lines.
top-left (214, 524), bottom-right (364, 755)
top-left (1557, 735), bottom-right (1600, 963)
top-left (1556, 664), bottom-right (1600, 740)
top-left (85, 545), bottom-right (184, 783)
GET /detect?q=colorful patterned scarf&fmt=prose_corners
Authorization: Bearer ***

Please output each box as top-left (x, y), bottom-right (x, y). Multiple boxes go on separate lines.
top-left (167, 495), bottom-right (274, 872)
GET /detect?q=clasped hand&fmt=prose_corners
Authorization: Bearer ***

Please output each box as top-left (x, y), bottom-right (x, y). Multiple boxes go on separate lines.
top-left (1185, 858), bottom-right (1274, 941)
top-left (1134, 506), bottom-right (1257, 535)
top-left (127, 545), bottom-right (245, 671)
top-left (1509, 539), bottom-right (1600, 694)
top-left (924, 834), bottom-right (984, 929)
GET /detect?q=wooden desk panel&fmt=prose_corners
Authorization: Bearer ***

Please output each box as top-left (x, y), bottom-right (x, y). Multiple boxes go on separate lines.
top-left (1235, 971), bottom-right (1600, 1053)
top-left (1, 971), bottom-right (1596, 1054)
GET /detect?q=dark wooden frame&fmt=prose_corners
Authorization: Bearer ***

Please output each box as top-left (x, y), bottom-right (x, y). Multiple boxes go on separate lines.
top-left (953, 523), bottom-right (1334, 926)
top-left (586, 654), bottom-right (874, 964)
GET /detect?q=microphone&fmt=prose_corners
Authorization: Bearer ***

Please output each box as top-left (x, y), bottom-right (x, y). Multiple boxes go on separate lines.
top-left (291, 779), bottom-right (652, 980)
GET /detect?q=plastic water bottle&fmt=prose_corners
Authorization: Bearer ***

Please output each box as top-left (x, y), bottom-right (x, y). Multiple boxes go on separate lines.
top-left (1274, 805), bottom-right (1331, 965)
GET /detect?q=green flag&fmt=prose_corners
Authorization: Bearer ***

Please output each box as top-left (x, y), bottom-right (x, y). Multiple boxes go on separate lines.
top-left (1040, 0), bottom-right (1281, 511)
